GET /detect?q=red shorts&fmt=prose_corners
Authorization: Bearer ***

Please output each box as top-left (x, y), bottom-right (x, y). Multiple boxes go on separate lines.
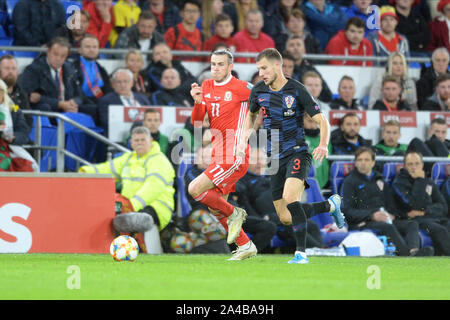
top-left (204, 157), bottom-right (249, 195)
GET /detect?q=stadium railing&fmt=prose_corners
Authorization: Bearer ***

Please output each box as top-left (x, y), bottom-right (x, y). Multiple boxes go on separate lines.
top-left (22, 110), bottom-right (130, 172)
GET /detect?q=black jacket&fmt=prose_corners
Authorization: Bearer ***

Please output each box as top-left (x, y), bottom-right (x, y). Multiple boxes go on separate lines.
top-left (139, 0), bottom-right (181, 34)
top-left (330, 98), bottom-right (363, 110)
top-left (10, 107), bottom-right (31, 146)
top-left (395, 10), bottom-right (430, 53)
top-left (150, 86), bottom-right (193, 107)
top-left (416, 66), bottom-right (449, 109)
top-left (144, 60), bottom-right (197, 93)
top-left (10, 84), bottom-right (32, 127)
top-left (342, 169), bottom-right (394, 227)
top-left (330, 128), bottom-right (372, 155)
top-left (372, 99), bottom-right (411, 111)
top-left (12, 0), bottom-right (65, 46)
top-left (18, 54), bottom-right (84, 112)
top-left (113, 25), bottom-right (165, 60)
top-left (392, 168), bottom-right (448, 220)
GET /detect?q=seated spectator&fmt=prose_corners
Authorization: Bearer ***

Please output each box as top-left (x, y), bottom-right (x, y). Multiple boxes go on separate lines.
top-left (114, 11), bottom-right (165, 61)
top-left (284, 35), bottom-right (332, 102)
top-left (367, 5), bottom-right (410, 62)
top-left (84, 0), bottom-right (115, 48)
top-left (111, 0), bottom-right (141, 47)
top-left (304, 113), bottom-right (332, 188)
top-left (281, 52), bottom-right (296, 79)
top-left (301, 0), bottom-right (347, 49)
top-left (143, 42), bottom-right (197, 93)
top-left (392, 150), bottom-right (450, 255)
top-left (128, 108), bottom-right (169, 154)
top-left (18, 37), bottom-right (97, 121)
top-left (73, 35), bottom-right (113, 105)
top-left (164, 0), bottom-right (203, 62)
top-left (53, 10), bottom-right (91, 49)
top-left (374, 119), bottom-right (408, 156)
top-left (342, 147), bottom-right (434, 256)
top-left (284, 8), bottom-right (322, 58)
top-left (330, 75), bottom-right (364, 110)
top-left (428, 0), bottom-right (450, 53)
top-left (97, 68), bottom-right (150, 135)
top-left (79, 126), bottom-right (175, 252)
top-left (369, 52), bottom-right (417, 110)
top-left (198, 0), bottom-right (225, 40)
top-left (150, 68), bottom-right (193, 107)
top-left (0, 79), bottom-right (30, 146)
top-left (325, 17), bottom-right (374, 66)
top-left (233, 9), bottom-right (276, 63)
top-left (345, 0), bottom-right (376, 35)
top-left (422, 73), bottom-right (450, 111)
top-left (0, 55), bottom-right (32, 127)
top-left (390, 0), bottom-right (430, 56)
top-left (416, 48), bottom-right (450, 109)
top-left (302, 71), bottom-right (330, 112)
top-left (427, 117), bottom-right (450, 152)
top-left (262, 0), bottom-right (304, 52)
top-left (442, 177), bottom-right (450, 212)
top-left (125, 50), bottom-right (149, 96)
top-left (12, 0), bottom-right (65, 46)
top-left (372, 75), bottom-right (411, 111)
top-left (331, 112), bottom-right (372, 155)
top-left (204, 14), bottom-right (237, 53)
top-left (140, 0), bottom-right (181, 34)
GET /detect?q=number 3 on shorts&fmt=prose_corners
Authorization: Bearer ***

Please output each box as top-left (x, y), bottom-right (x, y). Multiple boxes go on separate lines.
top-left (293, 159), bottom-right (301, 171)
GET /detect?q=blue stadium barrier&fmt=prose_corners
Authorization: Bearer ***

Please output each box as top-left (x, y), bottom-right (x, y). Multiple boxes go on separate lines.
top-left (330, 161), bottom-right (354, 195)
top-left (383, 162), bottom-right (403, 185)
top-left (29, 115), bottom-right (58, 172)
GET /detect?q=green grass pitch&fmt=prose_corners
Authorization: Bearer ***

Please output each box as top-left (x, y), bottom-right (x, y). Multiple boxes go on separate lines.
top-left (0, 254), bottom-right (449, 300)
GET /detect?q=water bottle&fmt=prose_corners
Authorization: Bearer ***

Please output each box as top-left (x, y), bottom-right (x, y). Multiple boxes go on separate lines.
top-left (380, 207), bottom-right (392, 224)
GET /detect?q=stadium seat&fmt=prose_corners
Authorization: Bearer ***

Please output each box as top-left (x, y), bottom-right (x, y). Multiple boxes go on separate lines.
top-left (431, 162), bottom-right (450, 188)
top-left (330, 161), bottom-right (354, 195)
top-left (177, 155), bottom-right (194, 217)
top-left (29, 115), bottom-right (58, 172)
top-left (383, 162), bottom-right (403, 185)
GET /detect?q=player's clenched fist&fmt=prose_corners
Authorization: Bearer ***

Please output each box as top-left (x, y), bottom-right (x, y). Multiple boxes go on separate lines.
top-left (190, 83), bottom-right (203, 104)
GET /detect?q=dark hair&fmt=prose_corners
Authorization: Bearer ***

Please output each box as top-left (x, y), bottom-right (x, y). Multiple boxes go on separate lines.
top-left (282, 51), bottom-right (296, 62)
top-left (339, 112), bottom-right (360, 126)
top-left (138, 10), bottom-right (157, 22)
top-left (355, 146), bottom-right (375, 161)
top-left (404, 150), bottom-right (423, 164)
top-left (80, 33), bottom-right (99, 46)
top-left (290, 8), bottom-right (305, 21)
top-left (435, 73), bottom-right (450, 86)
top-left (431, 117), bottom-right (446, 126)
top-left (0, 54), bottom-right (15, 63)
top-left (345, 17), bottom-right (365, 30)
top-left (47, 36), bottom-right (71, 50)
top-left (256, 48), bottom-right (282, 63)
top-left (382, 75), bottom-right (401, 87)
top-left (183, 0), bottom-right (201, 10)
top-left (214, 13), bottom-right (232, 25)
top-left (144, 108), bottom-right (161, 116)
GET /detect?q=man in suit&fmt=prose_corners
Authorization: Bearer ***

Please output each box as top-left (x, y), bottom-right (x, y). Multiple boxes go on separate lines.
top-left (97, 68), bottom-right (150, 136)
top-left (18, 37), bottom-right (97, 121)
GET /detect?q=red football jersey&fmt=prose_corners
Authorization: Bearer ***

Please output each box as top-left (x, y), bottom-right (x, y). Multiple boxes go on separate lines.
top-left (191, 75), bottom-right (252, 163)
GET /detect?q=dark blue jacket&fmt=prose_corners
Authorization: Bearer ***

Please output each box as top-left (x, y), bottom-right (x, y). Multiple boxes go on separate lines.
top-left (13, 0), bottom-right (65, 46)
top-left (139, 0), bottom-right (181, 34)
top-left (302, 1), bottom-right (346, 49)
top-left (97, 91), bottom-right (150, 136)
top-left (18, 54), bottom-right (84, 112)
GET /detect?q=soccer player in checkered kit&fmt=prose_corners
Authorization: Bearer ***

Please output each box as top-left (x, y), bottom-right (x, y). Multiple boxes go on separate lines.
top-left (240, 48), bottom-right (346, 264)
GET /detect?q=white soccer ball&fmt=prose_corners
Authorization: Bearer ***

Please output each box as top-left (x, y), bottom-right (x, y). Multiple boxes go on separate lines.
top-left (110, 235), bottom-right (139, 261)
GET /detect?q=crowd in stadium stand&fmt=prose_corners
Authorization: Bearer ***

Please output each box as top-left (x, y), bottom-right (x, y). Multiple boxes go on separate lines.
top-left (0, 0), bottom-right (449, 255)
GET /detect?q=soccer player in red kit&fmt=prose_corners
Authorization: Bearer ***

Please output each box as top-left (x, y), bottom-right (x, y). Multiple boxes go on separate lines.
top-left (188, 49), bottom-right (257, 260)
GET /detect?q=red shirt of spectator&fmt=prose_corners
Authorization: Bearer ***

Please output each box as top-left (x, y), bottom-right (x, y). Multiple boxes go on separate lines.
top-left (325, 18), bottom-right (373, 67)
top-left (84, 0), bottom-right (115, 48)
top-left (164, 1), bottom-right (203, 62)
top-left (232, 10), bottom-right (275, 63)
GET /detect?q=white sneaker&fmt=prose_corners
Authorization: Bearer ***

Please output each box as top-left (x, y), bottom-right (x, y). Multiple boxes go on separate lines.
top-left (227, 241), bottom-right (257, 261)
top-left (226, 207), bottom-right (247, 244)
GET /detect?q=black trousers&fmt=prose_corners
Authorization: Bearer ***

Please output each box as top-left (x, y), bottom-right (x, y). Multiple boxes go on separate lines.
top-left (415, 217), bottom-right (450, 256)
top-left (242, 216), bottom-right (277, 252)
top-left (362, 220), bottom-right (419, 256)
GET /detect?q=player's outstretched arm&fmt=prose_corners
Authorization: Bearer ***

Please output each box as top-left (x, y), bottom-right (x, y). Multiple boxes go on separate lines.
top-left (311, 113), bottom-right (331, 162)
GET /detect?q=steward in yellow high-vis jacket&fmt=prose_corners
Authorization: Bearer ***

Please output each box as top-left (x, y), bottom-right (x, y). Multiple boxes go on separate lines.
top-left (79, 126), bottom-right (175, 231)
